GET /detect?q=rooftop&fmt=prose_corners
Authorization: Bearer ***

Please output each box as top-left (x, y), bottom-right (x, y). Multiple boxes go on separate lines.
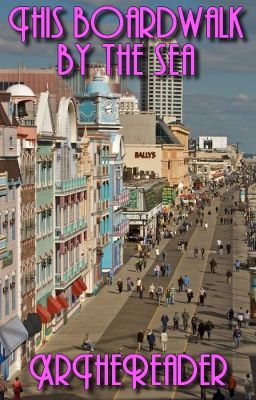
top-left (124, 177), bottom-right (168, 189)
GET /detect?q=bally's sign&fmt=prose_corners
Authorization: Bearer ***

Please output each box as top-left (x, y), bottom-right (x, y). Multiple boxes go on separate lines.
top-left (135, 152), bottom-right (156, 159)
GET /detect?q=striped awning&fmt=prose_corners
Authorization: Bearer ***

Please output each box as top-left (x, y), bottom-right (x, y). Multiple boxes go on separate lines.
top-left (0, 316), bottom-right (28, 357)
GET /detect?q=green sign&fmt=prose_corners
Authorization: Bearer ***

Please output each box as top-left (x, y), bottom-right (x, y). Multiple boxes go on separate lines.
top-left (127, 189), bottom-right (138, 208)
top-left (162, 187), bottom-right (176, 205)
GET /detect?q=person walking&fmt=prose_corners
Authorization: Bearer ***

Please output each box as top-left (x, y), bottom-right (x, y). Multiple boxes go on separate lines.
top-left (244, 310), bottom-right (250, 328)
top-left (199, 287), bottom-right (206, 306)
top-left (117, 279), bottom-right (123, 294)
top-left (201, 248), bottom-right (205, 260)
top-left (210, 258), bottom-right (217, 273)
top-left (149, 283), bottom-right (155, 300)
top-left (198, 321), bottom-right (206, 340)
top-left (212, 388), bottom-right (225, 400)
top-left (166, 263), bottom-right (171, 277)
top-left (137, 330), bottom-right (144, 351)
top-left (187, 287), bottom-right (194, 303)
top-left (0, 376), bottom-right (7, 400)
top-left (205, 320), bottom-right (214, 340)
top-left (226, 243), bottom-right (232, 254)
top-left (147, 330), bottom-right (156, 352)
top-left (160, 330), bottom-right (168, 352)
top-left (204, 222), bottom-right (208, 231)
top-left (173, 312), bottom-right (180, 330)
top-left (139, 283), bottom-right (145, 300)
top-left (162, 249), bottom-right (167, 263)
top-left (161, 264), bottom-right (166, 277)
top-left (107, 270), bottom-right (113, 285)
top-left (165, 288), bottom-right (171, 306)
top-left (126, 277), bottom-right (133, 292)
top-left (170, 284), bottom-right (176, 305)
top-left (227, 308), bottom-right (234, 329)
top-left (136, 278), bottom-right (142, 293)
top-left (156, 284), bottom-right (164, 306)
top-left (182, 309), bottom-right (189, 331)
top-left (233, 326), bottom-right (241, 349)
top-left (155, 247), bottom-right (160, 258)
top-left (226, 270), bottom-right (233, 284)
top-left (183, 275), bottom-right (190, 290)
top-left (237, 308), bottom-right (244, 328)
top-left (235, 259), bottom-right (241, 272)
top-left (220, 216), bottom-right (223, 224)
top-left (178, 276), bottom-right (183, 292)
top-left (219, 243), bottom-right (224, 256)
top-left (161, 313), bottom-right (169, 332)
top-left (191, 313), bottom-right (199, 335)
top-left (155, 264), bottom-right (160, 278)
top-left (244, 374), bottom-right (254, 400)
top-left (12, 377), bottom-right (23, 400)
top-left (194, 248), bottom-right (199, 259)
top-left (227, 374), bottom-right (236, 399)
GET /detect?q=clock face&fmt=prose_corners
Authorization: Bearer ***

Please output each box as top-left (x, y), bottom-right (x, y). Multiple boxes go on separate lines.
top-left (104, 100), bottom-right (114, 117)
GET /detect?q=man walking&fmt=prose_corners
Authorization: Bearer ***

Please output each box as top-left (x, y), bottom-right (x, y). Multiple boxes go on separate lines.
top-left (183, 275), bottom-right (190, 290)
top-left (201, 248), bottom-right (205, 260)
top-left (160, 330), bottom-right (168, 352)
top-left (149, 283), bottom-right (155, 300)
top-left (170, 284), bottom-right (176, 305)
top-left (178, 276), bottom-right (183, 292)
top-left (147, 330), bottom-right (156, 352)
top-left (233, 326), bottom-right (241, 349)
top-left (173, 312), bottom-right (180, 330)
top-left (205, 320), bottom-right (214, 340)
top-left (156, 284), bottom-right (164, 306)
top-left (191, 313), bottom-right (199, 335)
top-left (162, 249), bottom-right (167, 263)
top-left (235, 259), bottom-right (241, 272)
top-left (244, 374), bottom-right (254, 400)
top-left (226, 243), bottom-right (232, 254)
top-left (210, 258), bottom-right (217, 273)
top-left (137, 330), bottom-right (144, 351)
top-left (212, 388), bottom-right (225, 400)
top-left (161, 313), bottom-right (169, 332)
top-left (182, 309), bottom-right (189, 331)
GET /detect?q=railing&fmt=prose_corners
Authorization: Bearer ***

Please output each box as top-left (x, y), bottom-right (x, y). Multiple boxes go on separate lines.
top-left (0, 250), bottom-right (13, 268)
top-left (55, 259), bottom-right (87, 287)
top-left (112, 189), bottom-right (130, 206)
top-left (112, 220), bottom-right (129, 237)
top-left (55, 218), bottom-right (87, 239)
top-left (0, 235), bottom-right (7, 253)
top-left (55, 177), bottom-right (86, 192)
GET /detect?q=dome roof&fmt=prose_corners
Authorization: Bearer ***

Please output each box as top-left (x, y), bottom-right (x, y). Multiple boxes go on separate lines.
top-left (86, 72), bottom-right (111, 94)
top-left (6, 83), bottom-right (35, 97)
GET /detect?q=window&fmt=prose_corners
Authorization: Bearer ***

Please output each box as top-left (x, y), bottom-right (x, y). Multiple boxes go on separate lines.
top-left (11, 275), bottom-right (16, 311)
top-left (9, 136), bottom-right (13, 148)
top-left (4, 278), bottom-right (9, 316)
top-left (11, 211), bottom-right (15, 240)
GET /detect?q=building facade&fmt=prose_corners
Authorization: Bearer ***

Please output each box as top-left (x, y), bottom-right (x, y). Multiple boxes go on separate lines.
top-left (140, 39), bottom-right (183, 123)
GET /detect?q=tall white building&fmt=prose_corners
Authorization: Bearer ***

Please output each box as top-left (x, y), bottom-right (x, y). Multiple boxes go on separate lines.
top-left (119, 91), bottom-right (139, 114)
top-left (140, 39), bottom-right (183, 123)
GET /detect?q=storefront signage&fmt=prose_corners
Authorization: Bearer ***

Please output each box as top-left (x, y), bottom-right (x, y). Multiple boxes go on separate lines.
top-left (162, 187), bottom-right (176, 205)
top-left (127, 189), bottom-right (138, 209)
top-left (135, 152), bottom-right (156, 159)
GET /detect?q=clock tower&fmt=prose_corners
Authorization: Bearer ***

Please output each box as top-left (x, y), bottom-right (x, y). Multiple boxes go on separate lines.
top-left (78, 72), bottom-right (120, 127)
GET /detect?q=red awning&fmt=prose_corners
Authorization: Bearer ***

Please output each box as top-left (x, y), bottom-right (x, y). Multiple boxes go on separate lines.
top-left (47, 296), bottom-right (62, 314)
top-left (37, 304), bottom-right (51, 324)
top-left (56, 294), bottom-right (69, 310)
top-left (77, 277), bottom-right (87, 292)
top-left (72, 281), bottom-right (83, 297)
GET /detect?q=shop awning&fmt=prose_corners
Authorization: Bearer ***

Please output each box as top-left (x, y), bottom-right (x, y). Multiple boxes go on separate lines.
top-left (0, 316), bottom-right (28, 357)
top-left (27, 313), bottom-right (42, 335)
top-left (23, 319), bottom-right (34, 338)
top-left (37, 304), bottom-right (51, 324)
top-left (56, 294), bottom-right (69, 309)
top-left (77, 277), bottom-right (87, 292)
top-left (47, 296), bottom-right (62, 315)
top-left (72, 281), bottom-right (83, 297)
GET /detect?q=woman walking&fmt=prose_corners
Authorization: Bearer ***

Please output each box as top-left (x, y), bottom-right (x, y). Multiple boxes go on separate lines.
top-left (12, 377), bottom-right (23, 400)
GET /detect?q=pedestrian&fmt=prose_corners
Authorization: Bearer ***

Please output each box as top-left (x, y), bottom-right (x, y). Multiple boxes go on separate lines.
top-left (155, 264), bottom-right (160, 278)
top-left (165, 288), bottom-right (171, 306)
top-left (226, 270), bottom-right (232, 284)
top-left (107, 270), bottom-right (113, 285)
top-left (183, 274), bottom-right (190, 290)
top-left (227, 308), bottom-right (234, 329)
top-left (147, 330), bottom-right (156, 352)
top-left (136, 278), bottom-right (142, 292)
top-left (161, 313), bottom-right (169, 332)
top-left (237, 308), bottom-right (244, 327)
top-left (204, 222), bottom-right (208, 230)
top-left (126, 277), bottom-right (133, 291)
top-left (156, 284), bottom-right (164, 306)
top-left (12, 377), bottom-right (23, 400)
top-left (149, 283), bottom-right (155, 300)
top-left (233, 326), bottom-right (241, 349)
top-left (244, 374), bottom-right (254, 400)
top-left (194, 247), bottom-right (199, 259)
top-left (220, 217), bottom-right (223, 224)
top-left (187, 287), bottom-right (194, 303)
top-left (162, 249), bottom-right (167, 263)
top-left (139, 283), bottom-right (145, 299)
top-left (0, 376), bottom-right (7, 400)
top-left (201, 248), bottom-right (205, 260)
top-left (182, 309), bottom-right (189, 331)
top-left (210, 258), bottom-right (217, 273)
top-left (143, 257), bottom-right (147, 269)
top-left (155, 247), bottom-right (160, 258)
top-left (137, 330), bottom-right (144, 351)
top-left (161, 264), bottom-right (166, 277)
top-left (205, 320), bottom-right (214, 340)
top-left (235, 259), bottom-right (241, 272)
top-left (117, 279), bottom-right (123, 294)
top-left (173, 312), bottom-right (180, 330)
top-left (170, 284), bottom-right (176, 305)
top-left (166, 263), bottom-right (171, 277)
top-left (216, 206), bottom-right (219, 213)
top-left (212, 388), bottom-right (225, 400)
top-left (226, 243), bottom-right (232, 254)
top-left (227, 374), bottom-right (236, 399)
top-left (200, 218), bottom-right (203, 227)
top-left (219, 244), bottom-right (224, 256)
top-left (178, 276), bottom-right (183, 292)
top-left (198, 321), bottom-right (206, 340)
top-left (191, 313), bottom-right (199, 335)
top-left (199, 287), bottom-right (206, 306)
top-left (244, 310), bottom-right (250, 328)
top-left (160, 330), bottom-right (168, 352)
top-left (217, 239), bottom-right (222, 251)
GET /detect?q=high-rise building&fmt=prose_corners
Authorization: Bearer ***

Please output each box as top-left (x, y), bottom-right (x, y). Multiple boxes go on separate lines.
top-left (140, 39), bottom-right (183, 123)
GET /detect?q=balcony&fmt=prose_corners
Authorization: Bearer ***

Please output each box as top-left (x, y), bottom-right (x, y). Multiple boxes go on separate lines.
top-left (55, 259), bottom-right (87, 288)
top-left (55, 218), bottom-right (87, 240)
top-left (0, 173), bottom-right (8, 197)
top-left (111, 220), bottom-right (129, 237)
top-left (55, 177), bottom-right (86, 193)
top-left (0, 235), bottom-right (7, 254)
top-left (0, 250), bottom-right (13, 268)
top-left (100, 233), bottom-right (109, 247)
top-left (111, 189), bottom-right (130, 207)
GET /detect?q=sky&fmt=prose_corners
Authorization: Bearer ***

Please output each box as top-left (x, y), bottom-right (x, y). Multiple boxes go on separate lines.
top-left (0, 0), bottom-right (255, 152)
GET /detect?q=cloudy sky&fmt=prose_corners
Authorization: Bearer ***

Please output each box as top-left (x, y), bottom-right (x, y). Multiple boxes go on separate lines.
top-left (1, 0), bottom-right (256, 151)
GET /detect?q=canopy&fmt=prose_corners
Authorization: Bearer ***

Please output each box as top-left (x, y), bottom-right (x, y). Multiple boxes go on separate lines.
top-left (0, 316), bottom-right (28, 357)
top-left (47, 296), bottom-right (62, 315)
top-left (72, 281), bottom-right (83, 297)
top-left (37, 304), bottom-right (51, 324)
top-left (77, 277), bottom-right (87, 292)
top-left (56, 294), bottom-right (69, 309)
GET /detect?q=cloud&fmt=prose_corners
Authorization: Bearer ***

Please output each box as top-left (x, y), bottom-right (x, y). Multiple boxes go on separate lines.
top-left (235, 93), bottom-right (251, 102)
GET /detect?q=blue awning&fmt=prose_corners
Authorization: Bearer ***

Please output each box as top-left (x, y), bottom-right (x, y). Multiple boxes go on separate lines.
top-left (0, 316), bottom-right (28, 357)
